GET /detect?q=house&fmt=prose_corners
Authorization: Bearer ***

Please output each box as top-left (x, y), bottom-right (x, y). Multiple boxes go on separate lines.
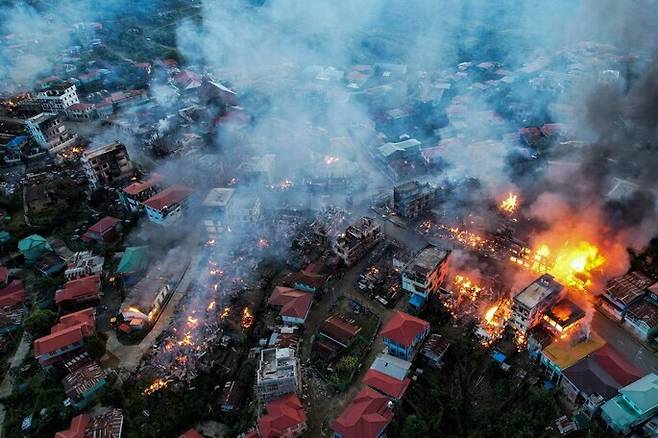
top-left (293, 263), bottom-right (326, 293)
top-left (0, 280), bottom-right (26, 334)
top-left (34, 252), bottom-right (66, 277)
top-left (201, 187), bottom-right (235, 238)
top-left (66, 102), bottom-right (96, 121)
top-left (331, 386), bottom-right (394, 438)
top-left (377, 138), bottom-right (421, 163)
top-left (267, 287), bottom-right (313, 326)
top-left (600, 272), bottom-right (655, 321)
top-left (560, 344), bottom-right (642, 404)
top-left (0, 280), bottom-right (24, 308)
top-left (255, 347), bottom-right (301, 403)
top-left (624, 299), bottom-right (658, 341)
top-left (18, 234), bottom-right (52, 262)
top-left (541, 298), bottom-right (586, 337)
top-left (220, 381), bottom-right (243, 412)
top-left (333, 217), bottom-right (383, 266)
top-left (319, 314), bottom-right (362, 348)
top-left (116, 246), bottom-right (148, 285)
top-left (33, 308), bottom-right (95, 367)
top-left (34, 82), bottom-right (79, 113)
top-left (173, 69), bottom-right (202, 91)
top-left (144, 185), bottom-right (194, 226)
top-left (82, 216), bottom-right (121, 244)
top-left (257, 393), bottom-right (308, 438)
top-left (65, 251), bottom-right (104, 280)
top-left (81, 142), bottom-right (134, 189)
top-left (380, 310), bottom-right (430, 360)
top-left (55, 275), bottom-right (102, 306)
top-left (363, 367), bottom-right (411, 400)
top-left (509, 274), bottom-right (564, 334)
top-left (62, 358), bottom-right (106, 408)
top-left (539, 330), bottom-right (606, 383)
top-left (370, 353), bottom-right (412, 382)
top-left (601, 373), bottom-right (658, 434)
top-left (119, 173), bottom-right (164, 213)
top-left (401, 245), bottom-right (450, 310)
top-left (55, 408), bottom-right (123, 438)
top-left (419, 333), bottom-right (451, 368)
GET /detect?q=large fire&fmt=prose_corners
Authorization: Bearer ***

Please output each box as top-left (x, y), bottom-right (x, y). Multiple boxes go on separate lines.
top-left (499, 192), bottom-right (519, 214)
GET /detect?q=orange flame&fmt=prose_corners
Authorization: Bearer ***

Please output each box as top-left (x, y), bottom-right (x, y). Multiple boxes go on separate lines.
top-left (499, 192), bottom-right (519, 214)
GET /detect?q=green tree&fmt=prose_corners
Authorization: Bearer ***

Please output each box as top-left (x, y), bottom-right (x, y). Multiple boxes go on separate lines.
top-left (400, 415), bottom-right (425, 438)
top-left (24, 309), bottom-right (57, 337)
top-left (83, 335), bottom-right (107, 359)
top-left (337, 355), bottom-right (358, 373)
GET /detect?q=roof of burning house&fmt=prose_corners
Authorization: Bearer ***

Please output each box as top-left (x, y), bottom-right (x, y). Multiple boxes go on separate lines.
top-left (0, 280), bottom-right (25, 308)
top-left (331, 386), bottom-right (394, 438)
top-left (627, 299), bottom-right (658, 329)
top-left (55, 275), bottom-right (101, 305)
top-left (562, 344), bottom-right (642, 401)
top-left (528, 324), bottom-right (555, 350)
top-left (267, 287), bottom-right (313, 320)
top-left (34, 308), bottom-right (95, 357)
top-left (143, 185), bottom-right (194, 211)
top-left (405, 245), bottom-right (449, 275)
top-left (363, 368), bottom-right (411, 399)
top-left (202, 187), bottom-right (235, 208)
top-left (605, 272), bottom-right (655, 305)
top-left (514, 274), bottom-right (563, 310)
top-left (62, 360), bottom-right (105, 401)
top-left (258, 393), bottom-right (307, 438)
top-left (544, 298), bottom-right (586, 328)
top-left (543, 330), bottom-right (606, 371)
top-left (320, 314), bottom-right (362, 345)
top-left (122, 173), bottom-right (163, 196)
top-left (380, 311), bottom-right (429, 346)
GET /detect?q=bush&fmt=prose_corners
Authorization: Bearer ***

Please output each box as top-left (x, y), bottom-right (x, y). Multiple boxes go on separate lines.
top-left (83, 334), bottom-right (107, 359)
top-left (24, 309), bottom-right (57, 338)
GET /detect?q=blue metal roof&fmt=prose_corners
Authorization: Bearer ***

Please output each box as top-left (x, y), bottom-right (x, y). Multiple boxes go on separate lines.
top-left (6, 136), bottom-right (27, 149)
top-left (491, 350), bottom-right (507, 363)
top-left (409, 294), bottom-right (425, 308)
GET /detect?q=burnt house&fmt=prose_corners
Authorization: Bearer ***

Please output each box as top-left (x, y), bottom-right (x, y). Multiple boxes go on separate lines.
top-left (600, 272), bottom-right (655, 321)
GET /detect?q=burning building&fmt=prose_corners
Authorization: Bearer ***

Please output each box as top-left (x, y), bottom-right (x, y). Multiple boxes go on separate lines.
top-left (509, 274), bottom-right (564, 334)
top-left (333, 216), bottom-right (383, 266)
top-left (34, 82), bottom-right (79, 113)
top-left (81, 141), bottom-right (134, 189)
top-left (392, 180), bottom-right (436, 221)
top-left (599, 272), bottom-right (655, 322)
top-left (255, 347), bottom-right (301, 403)
top-left (25, 112), bottom-right (77, 154)
top-left (541, 298), bottom-right (586, 338)
top-left (401, 244), bottom-right (450, 310)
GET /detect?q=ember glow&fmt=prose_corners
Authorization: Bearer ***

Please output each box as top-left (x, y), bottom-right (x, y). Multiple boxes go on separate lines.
top-left (258, 238), bottom-right (269, 249)
top-left (499, 192), bottom-right (519, 214)
top-left (240, 307), bottom-right (254, 329)
top-left (207, 300), bottom-right (216, 311)
top-left (143, 378), bottom-right (169, 395)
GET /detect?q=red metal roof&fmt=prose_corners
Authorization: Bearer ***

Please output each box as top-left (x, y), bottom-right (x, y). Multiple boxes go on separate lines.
top-left (34, 308), bottom-right (95, 357)
top-left (320, 314), bottom-right (362, 346)
top-left (363, 368), bottom-right (411, 399)
top-left (143, 185), bottom-right (193, 211)
top-left (258, 393), bottom-right (307, 438)
top-left (0, 266), bottom-right (7, 284)
top-left (87, 216), bottom-right (120, 235)
top-left (592, 344), bottom-right (643, 387)
top-left (268, 287), bottom-right (312, 320)
top-left (123, 173), bottom-right (163, 196)
top-left (55, 275), bottom-right (101, 305)
top-left (331, 386), bottom-right (394, 438)
top-left (179, 429), bottom-right (204, 438)
top-left (55, 413), bottom-right (91, 438)
top-left (0, 279), bottom-right (25, 308)
top-left (379, 311), bottom-right (429, 346)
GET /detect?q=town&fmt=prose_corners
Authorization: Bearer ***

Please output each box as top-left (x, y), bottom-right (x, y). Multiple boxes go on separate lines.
top-left (0, 1), bottom-right (657, 437)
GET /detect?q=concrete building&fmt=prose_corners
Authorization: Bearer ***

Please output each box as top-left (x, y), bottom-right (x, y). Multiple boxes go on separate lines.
top-left (201, 187), bottom-right (235, 239)
top-left (380, 311), bottom-right (430, 361)
top-left (65, 102), bottom-right (96, 121)
top-left (600, 272), bottom-right (655, 321)
top-left (34, 82), bottom-right (79, 113)
top-left (401, 245), bottom-right (450, 310)
top-left (255, 348), bottom-right (301, 403)
top-left (119, 173), bottom-right (164, 214)
top-left (64, 251), bottom-right (104, 280)
top-left (509, 274), bottom-right (564, 334)
top-left (377, 138), bottom-right (421, 162)
top-left (333, 217), bottom-right (383, 266)
top-left (26, 113), bottom-right (77, 154)
top-left (81, 142), bottom-right (133, 189)
top-left (144, 185), bottom-right (194, 226)
top-left (393, 180), bottom-right (435, 220)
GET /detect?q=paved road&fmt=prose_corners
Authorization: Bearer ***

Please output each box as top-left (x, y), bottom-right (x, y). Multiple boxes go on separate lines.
top-left (592, 310), bottom-right (658, 374)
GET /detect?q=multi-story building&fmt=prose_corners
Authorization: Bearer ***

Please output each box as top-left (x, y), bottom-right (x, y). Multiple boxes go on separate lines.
top-left (119, 173), bottom-right (164, 213)
top-left (33, 308), bottom-right (95, 367)
top-left (380, 310), bottom-right (430, 361)
top-left (143, 185), bottom-right (194, 226)
top-left (402, 244), bottom-right (450, 310)
top-left (25, 113), bottom-right (77, 154)
top-left (333, 217), bottom-right (383, 266)
top-left (257, 394), bottom-right (308, 438)
top-left (64, 251), bottom-right (105, 280)
top-left (599, 272), bottom-right (655, 321)
top-left (201, 187), bottom-right (235, 239)
top-left (81, 142), bottom-right (134, 189)
top-left (509, 274), bottom-right (564, 334)
top-left (34, 82), bottom-right (79, 113)
top-left (393, 180), bottom-right (436, 220)
top-left (65, 102), bottom-right (96, 121)
top-left (255, 347), bottom-right (301, 403)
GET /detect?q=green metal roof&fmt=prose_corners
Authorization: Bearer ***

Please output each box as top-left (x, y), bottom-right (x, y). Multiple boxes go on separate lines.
top-left (17, 234), bottom-right (51, 259)
top-left (620, 373), bottom-right (658, 413)
top-left (116, 246), bottom-right (148, 274)
top-left (601, 395), bottom-right (639, 430)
